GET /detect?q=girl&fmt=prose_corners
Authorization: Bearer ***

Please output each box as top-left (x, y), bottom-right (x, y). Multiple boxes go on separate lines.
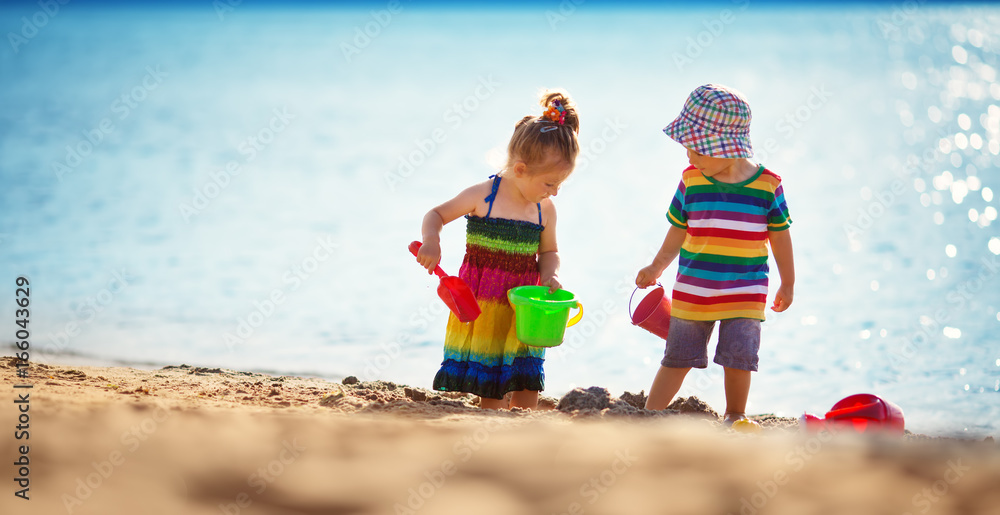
top-left (415, 89), bottom-right (581, 410)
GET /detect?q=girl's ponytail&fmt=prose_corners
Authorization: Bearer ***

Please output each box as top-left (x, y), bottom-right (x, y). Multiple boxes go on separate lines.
top-left (505, 88), bottom-right (581, 172)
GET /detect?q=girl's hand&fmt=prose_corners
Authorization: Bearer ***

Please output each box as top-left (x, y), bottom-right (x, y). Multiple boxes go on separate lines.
top-left (416, 240), bottom-right (441, 274)
top-left (771, 283), bottom-right (794, 312)
top-left (635, 264), bottom-right (663, 289)
top-left (541, 276), bottom-right (562, 294)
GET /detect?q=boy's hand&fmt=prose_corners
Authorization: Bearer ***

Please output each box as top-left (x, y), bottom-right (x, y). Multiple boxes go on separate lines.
top-left (416, 240), bottom-right (441, 274)
top-left (635, 264), bottom-right (663, 289)
top-left (771, 283), bottom-right (794, 312)
top-left (541, 276), bottom-right (562, 293)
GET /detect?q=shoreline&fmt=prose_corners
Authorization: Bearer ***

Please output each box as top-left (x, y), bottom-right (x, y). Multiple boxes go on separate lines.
top-left (3, 356), bottom-right (995, 435)
top-left (18, 352), bottom-right (995, 436)
top-left (2, 358), bottom-right (999, 514)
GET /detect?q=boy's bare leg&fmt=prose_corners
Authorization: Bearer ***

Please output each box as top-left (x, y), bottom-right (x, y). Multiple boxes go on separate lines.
top-left (723, 367), bottom-right (751, 417)
top-left (509, 390), bottom-right (538, 409)
top-left (644, 366), bottom-right (691, 410)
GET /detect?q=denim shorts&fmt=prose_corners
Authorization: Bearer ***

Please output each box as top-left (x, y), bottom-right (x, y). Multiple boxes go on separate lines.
top-left (660, 317), bottom-right (761, 372)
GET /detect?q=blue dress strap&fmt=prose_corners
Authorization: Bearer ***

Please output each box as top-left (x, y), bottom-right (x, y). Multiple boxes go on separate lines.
top-left (483, 174), bottom-right (543, 226)
top-left (484, 174), bottom-right (501, 219)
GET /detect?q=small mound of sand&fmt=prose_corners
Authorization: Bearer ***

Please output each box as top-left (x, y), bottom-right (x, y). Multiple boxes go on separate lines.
top-left (752, 413), bottom-right (800, 430)
top-left (557, 386), bottom-right (612, 411)
top-left (557, 387), bottom-right (689, 420)
top-left (537, 395), bottom-right (559, 410)
top-left (403, 386), bottom-right (426, 401)
top-left (317, 379), bottom-right (488, 417)
top-left (667, 396), bottom-right (720, 420)
top-left (619, 390), bottom-right (647, 409)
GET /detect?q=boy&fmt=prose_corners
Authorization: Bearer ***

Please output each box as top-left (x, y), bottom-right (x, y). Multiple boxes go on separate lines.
top-left (636, 84), bottom-right (795, 425)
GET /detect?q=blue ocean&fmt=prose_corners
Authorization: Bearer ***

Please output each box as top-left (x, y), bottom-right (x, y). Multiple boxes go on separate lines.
top-left (1, 2), bottom-right (998, 436)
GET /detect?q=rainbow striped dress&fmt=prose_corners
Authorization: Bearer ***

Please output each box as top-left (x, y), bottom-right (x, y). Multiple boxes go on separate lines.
top-left (433, 175), bottom-right (545, 400)
top-left (666, 164), bottom-right (792, 321)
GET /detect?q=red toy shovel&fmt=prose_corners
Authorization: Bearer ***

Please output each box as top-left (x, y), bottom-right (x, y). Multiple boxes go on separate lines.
top-left (409, 241), bottom-right (481, 323)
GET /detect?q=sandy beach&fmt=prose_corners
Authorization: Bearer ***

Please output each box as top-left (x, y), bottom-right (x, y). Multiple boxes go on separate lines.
top-left (1, 356), bottom-right (998, 515)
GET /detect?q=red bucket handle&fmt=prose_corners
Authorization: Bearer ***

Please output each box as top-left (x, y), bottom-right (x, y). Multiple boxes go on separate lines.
top-left (629, 283), bottom-right (661, 323)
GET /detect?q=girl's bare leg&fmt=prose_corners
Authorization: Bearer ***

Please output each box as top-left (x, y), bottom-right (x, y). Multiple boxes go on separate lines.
top-left (509, 390), bottom-right (538, 409)
top-left (479, 397), bottom-right (506, 410)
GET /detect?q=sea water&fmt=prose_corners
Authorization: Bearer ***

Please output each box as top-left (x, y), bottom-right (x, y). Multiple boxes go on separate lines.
top-left (1, 3), bottom-right (998, 436)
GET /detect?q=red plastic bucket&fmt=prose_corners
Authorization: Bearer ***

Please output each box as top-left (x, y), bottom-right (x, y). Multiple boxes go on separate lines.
top-left (629, 286), bottom-right (671, 339)
top-left (825, 393), bottom-right (905, 434)
top-left (800, 394), bottom-right (905, 435)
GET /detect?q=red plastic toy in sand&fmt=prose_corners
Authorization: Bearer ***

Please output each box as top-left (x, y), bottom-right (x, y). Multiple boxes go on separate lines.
top-left (409, 241), bottom-right (481, 323)
top-left (801, 393), bottom-right (905, 435)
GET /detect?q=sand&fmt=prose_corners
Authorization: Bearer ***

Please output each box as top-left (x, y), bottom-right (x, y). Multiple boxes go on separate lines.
top-left (1, 357), bottom-right (998, 515)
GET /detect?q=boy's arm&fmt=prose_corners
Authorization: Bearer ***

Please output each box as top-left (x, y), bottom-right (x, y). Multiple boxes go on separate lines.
top-left (538, 200), bottom-right (561, 292)
top-left (768, 229), bottom-right (795, 312)
top-left (636, 225), bottom-right (687, 288)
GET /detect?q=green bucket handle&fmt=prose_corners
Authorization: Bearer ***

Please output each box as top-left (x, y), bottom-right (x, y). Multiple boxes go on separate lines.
top-left (566, 302), bottom-right (583, 328)
top-left (508, 286), bottom-right (583, 328)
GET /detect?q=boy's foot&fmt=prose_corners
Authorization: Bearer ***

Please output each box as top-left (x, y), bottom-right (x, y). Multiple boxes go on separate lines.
top-left (723, 412), bottom-right (747, 427)
top-left (724, 412), bottom-right (763, 433)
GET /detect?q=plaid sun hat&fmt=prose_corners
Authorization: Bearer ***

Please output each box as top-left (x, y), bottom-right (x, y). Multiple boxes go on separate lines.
top-left (663, 84), bottom-right (753, 158)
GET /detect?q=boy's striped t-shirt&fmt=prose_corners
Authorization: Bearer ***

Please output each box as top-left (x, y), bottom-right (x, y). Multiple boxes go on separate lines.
top-left (666, 165), bottom-right (791, 321)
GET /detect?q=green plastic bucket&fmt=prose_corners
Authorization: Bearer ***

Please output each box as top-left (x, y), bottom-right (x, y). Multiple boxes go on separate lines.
top-left (507, 286), bottom-right (583, 348)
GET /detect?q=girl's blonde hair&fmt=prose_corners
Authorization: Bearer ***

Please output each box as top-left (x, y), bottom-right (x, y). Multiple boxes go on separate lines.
top-left (505, 89), bottom-right (580, 172)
